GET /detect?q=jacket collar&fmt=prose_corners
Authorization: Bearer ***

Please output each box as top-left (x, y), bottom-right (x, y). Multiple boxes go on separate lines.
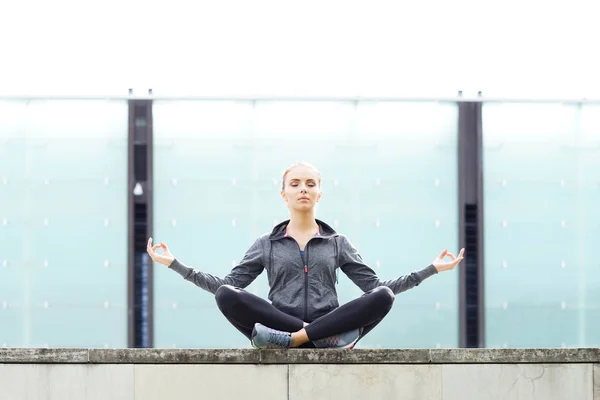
top-left (269, 219), bottom-right (338, 240)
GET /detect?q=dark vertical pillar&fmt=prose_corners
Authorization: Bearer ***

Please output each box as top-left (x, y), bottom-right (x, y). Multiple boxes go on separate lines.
top-left (458, 101), bottom-right (485, 348)
top-left (128, 97), bottom-right (153, 348)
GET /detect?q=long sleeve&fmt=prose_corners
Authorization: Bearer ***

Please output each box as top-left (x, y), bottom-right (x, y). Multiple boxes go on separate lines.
top-left (338, 235), bottom-right (438, 294)
top-left (167, 237), bottom-right (265, 294)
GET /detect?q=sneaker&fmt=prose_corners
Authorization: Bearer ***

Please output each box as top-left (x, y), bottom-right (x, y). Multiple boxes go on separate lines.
top-left (251, 323), bottom-right (292, 349)
top-left (312, 328), bottom-right (362, 349)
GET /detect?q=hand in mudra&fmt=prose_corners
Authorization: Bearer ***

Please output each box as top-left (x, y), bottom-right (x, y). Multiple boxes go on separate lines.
top-left (147, 237), bottom-right (175, 266)
top-left (433, 248), bottom-right (465, 272)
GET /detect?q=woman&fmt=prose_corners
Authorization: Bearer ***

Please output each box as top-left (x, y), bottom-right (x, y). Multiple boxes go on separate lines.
top-left (147, 162), bottom-right (464, 349)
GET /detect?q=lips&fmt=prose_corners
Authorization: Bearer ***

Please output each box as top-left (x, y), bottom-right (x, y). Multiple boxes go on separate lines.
top-left (299, 197), bottom-right (310, 201)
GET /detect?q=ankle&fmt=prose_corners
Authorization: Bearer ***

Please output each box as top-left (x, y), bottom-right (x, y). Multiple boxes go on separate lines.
top-left (290, 329), bottom-right (309, 347)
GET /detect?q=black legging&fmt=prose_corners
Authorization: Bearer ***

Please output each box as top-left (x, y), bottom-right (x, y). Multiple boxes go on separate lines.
top-left (215, 284), bottom-right (395, 348)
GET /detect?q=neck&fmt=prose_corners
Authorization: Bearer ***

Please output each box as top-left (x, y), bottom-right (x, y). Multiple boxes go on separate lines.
top-left (287, 210), bottom-right (318, 232)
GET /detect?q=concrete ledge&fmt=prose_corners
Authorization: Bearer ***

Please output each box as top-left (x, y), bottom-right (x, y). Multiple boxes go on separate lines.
top-left (89, 348), bottom-right (261, 364)
top-left (1, 351), bottom-right (599, 399)
top-left (1, 348), bottom-right (599, 364)
top-left (0, 348), bottom-right (89, 363)
top-left (431, 348), bottom-right (600, 364)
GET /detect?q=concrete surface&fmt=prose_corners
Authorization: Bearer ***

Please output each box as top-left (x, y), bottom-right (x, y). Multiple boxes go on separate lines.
top-left (441, 363), bottom-right (593, 400)
top-left (290, 364), bottom-right (442, 400)
top-left (0, 364), bottom-right (134, 400)
top-left (135, 364), bottom-right (287, 400)
top-left (2, 347), bottom-right (599, 364)
top-left (0, 348), bottom-right (599, 400)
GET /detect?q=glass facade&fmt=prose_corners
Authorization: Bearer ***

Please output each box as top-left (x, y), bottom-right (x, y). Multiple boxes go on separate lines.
top-left (4, 97), bottom-right (597, 349)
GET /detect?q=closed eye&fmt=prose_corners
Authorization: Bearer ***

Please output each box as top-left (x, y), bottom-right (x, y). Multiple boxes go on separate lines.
top-left (290, 182), bottom-right (316, 187)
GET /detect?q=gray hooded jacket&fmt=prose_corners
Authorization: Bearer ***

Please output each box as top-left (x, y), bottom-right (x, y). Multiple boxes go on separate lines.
top-left (168, 219), bottom-right (438, 322)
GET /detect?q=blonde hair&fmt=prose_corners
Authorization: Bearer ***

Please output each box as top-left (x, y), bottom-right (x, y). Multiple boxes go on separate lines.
top-left (281, 162), bottom-right (322, 190)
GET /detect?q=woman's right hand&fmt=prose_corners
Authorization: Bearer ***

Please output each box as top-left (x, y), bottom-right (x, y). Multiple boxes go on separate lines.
top-left (147, 237), bottom-right (175, 267)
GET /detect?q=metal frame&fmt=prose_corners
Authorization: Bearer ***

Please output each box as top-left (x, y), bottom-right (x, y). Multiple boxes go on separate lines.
top-left (145, 101), bottom-right (154, 348)
top-left (127, 101), bottom-right (136, 348)
top-left (458, 102), bottom-right (485, 348)
top-left (127, 99), bottom-right (154, 348)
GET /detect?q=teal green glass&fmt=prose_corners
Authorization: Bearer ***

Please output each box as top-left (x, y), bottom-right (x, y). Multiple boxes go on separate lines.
top-left (483, 103), bottom-right (600, 348)
top-left (0, 100), bottom-right (128, 348)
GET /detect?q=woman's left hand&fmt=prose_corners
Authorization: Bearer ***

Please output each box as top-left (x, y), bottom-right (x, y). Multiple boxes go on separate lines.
top-left (433, 248), bottom-right (465, 272)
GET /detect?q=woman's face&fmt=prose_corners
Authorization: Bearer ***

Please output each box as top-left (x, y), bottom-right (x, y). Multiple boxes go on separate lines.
top-left (281, 166), bottom-right (322, 212)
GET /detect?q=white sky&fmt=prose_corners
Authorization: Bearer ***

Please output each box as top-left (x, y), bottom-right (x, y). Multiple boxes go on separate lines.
top-left (1, 0), bottom-right (599, 98)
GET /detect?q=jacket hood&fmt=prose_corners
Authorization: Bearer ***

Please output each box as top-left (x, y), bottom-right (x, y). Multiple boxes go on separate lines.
top-left (269, 219), bottom-right (339, 240)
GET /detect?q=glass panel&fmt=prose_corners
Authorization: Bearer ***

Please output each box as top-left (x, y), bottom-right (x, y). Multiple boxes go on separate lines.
top-left (153, 100), bottom-right (459, 348)
top-left (483, 103), bottom-right (600, 348)
top-left (0, 100), bottom-right (128, 348)
top-left (350, 102), bottom-right (459, 348)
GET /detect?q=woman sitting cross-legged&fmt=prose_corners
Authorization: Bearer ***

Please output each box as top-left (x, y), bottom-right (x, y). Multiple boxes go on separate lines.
top-left (147, 162), bottom-right (464, 349)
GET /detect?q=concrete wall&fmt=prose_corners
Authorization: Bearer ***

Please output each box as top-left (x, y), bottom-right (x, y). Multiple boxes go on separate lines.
top-left (0, 348), bottom-right (599, 400)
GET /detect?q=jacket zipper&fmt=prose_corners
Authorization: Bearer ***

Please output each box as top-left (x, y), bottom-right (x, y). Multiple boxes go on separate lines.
top-left (288, 236), bottom-right (315, 322)
top-left (304, 245), bottom-right (310, 322)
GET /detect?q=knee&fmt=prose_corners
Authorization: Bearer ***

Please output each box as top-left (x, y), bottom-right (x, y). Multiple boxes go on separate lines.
top-left (372, 286), bottom-right (395, 309)
top-left (215, 284), bottom-right (240, 309)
